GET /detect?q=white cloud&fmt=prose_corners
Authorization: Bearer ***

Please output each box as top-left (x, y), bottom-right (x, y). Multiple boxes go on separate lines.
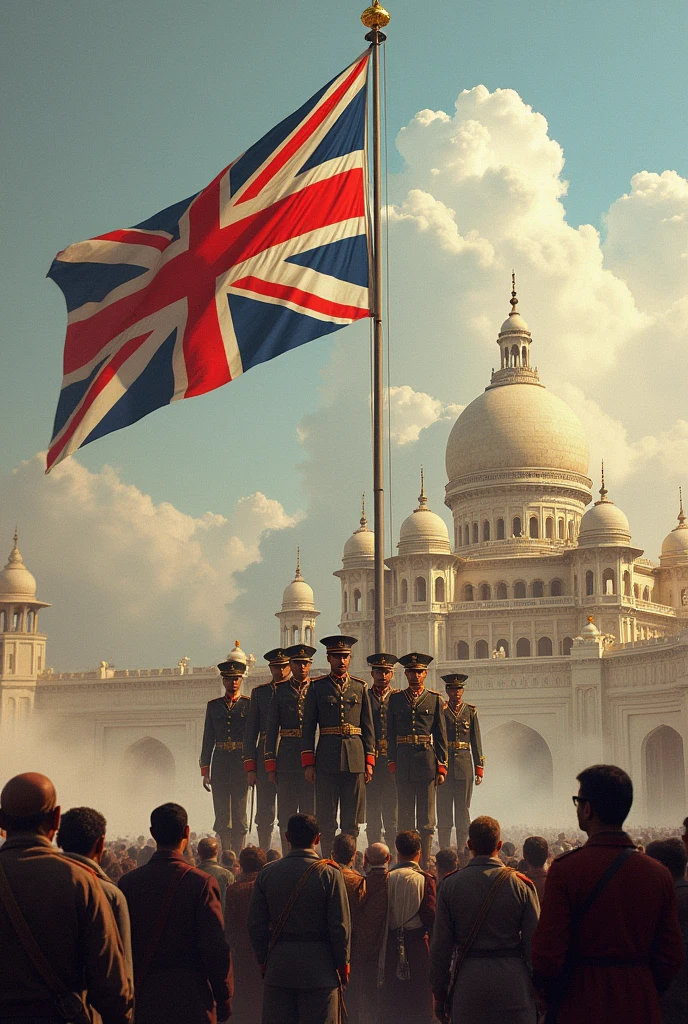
top-left (0, 455), bottom-right (300, 669)
top-left (388, 385), bottom-right (463, 445)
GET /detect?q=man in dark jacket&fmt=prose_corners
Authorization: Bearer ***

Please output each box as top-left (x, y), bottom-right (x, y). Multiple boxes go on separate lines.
top-left (387, 653), bottom-right (448, 867)
top-left (264, 643), bottom-right (315, 854)
top-left (243, 648), bottom-right (291, 851)
top-left (436, 673), bottom-right (484, 852)
top-left (301, 636), bottom-right (376, 858)
top-left (200, 646), bottom-right (251, 853)
top-left (365, 653), bottom-right (398, 846)
top-left (225, 845), bottom-right (268, 1024)
top-left (532, 764), bottom-right (683, 1024)
top-left (0, 773), bottom-right (133, 1024)
top-left (119, 802), bottom-right (232, 1024)
top-left (247, 812), bottom-right (351, 1024)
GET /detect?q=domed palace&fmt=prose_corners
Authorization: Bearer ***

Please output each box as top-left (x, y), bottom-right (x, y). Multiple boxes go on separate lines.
top-left (336, 285), bottom-right (688, 820)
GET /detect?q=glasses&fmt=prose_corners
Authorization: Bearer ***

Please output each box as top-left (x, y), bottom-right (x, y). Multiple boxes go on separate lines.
top-left (571, 796), bottom-right (589, 807)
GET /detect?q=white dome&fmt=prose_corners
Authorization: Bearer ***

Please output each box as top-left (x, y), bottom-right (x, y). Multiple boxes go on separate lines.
top-left (499, 311), bottom-right (530, 334)
top-left (398, 483), bottom-right (450, 555)
top-left (580, 617), bottom-right (600, 638)
top-left (0, 535), bottom-right (37, 599)
top-left (578, 485), bottom-right (631, 547)
top-left (661, 501), bottom-right (688, 564)
top-left (446, 382), bottom-right (590, 483)
top-left (343, 506), bottom-right (374, 565)
top-left (281, 552), bottom-right (315, 609)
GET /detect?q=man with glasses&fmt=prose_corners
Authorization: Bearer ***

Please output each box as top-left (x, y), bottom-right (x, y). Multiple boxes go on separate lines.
top-left (532, 763), bottom-right (683, 1024)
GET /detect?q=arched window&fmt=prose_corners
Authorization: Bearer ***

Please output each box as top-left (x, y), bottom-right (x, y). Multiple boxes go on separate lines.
top-left (510, 344), bottom-right (520, 366)
top-left (353, 589), bottom-right (362, 612)
top-left (496, 582), bottom-right (508, 600)
top-left (522, 345), bottom-right (528, 366)
top-left (368, 589), bottom-right (375, 610)
top-left (643, 585), bottom-right (650, 601)
top-left (558, 518), bottom-right (565, 539)
top-left (343, 591), bottom-right (348, 613)
top-left (585, 570), bottom-right (594, 596)
top-left (561, 636), bottom-right (574, 656)
top-left (602, 568), bottom-right (615, 595)
top-left (26, 610), bottom-right (34, 632)
top-left (516, 637), bottom-right (531, 657)
top-left (550, 579), bottom-right (563, 597)
top-left (456, 641), bottom-right (470, 660)
top-left (475, 640), bottom-right (489, 659)
top-left (529, 516), bottom-right (539, 539)
top-left (0, 610), bottom-right (6, 632)
top-left (497, 518), bottom-right (505, 540)
top-left (414, 576), bottom-right (427, 602)
top-left (479, 583), bottom-right (491, 601)
top-left (623, 571), bottom-right (631, 597)
top-left (537, 636), bottom-right (553, 657)
top-left (633, 583), bottom-right (640, 599)
top-left (514, 581), bottom-right (526, 599)
top-left (532, 580), bottom-right (544, 598)
top-left (283, 626), bottom-right (289, 645)
top-left (483, 520), bottom-right (490, 541)
top-left (472, 523), bottom-right (479, 544)
top-left (434, 577), bottom-right (445, 603)
top-left (12, 612), bottom-right (20, 632)
top-left (401, 579), bottom-right (408, 604)
top-left (463, 583), bottom-right (474, 602)
top-left (512, 516), bottom-right (522, 538)
top-left (495, 639), bottom-right (509, 657)
top-left (292, 627), bottom-right (300, 643)
top-left (464, 525), bottom-right (470, 546)
top-left (305, 626), bottom-right (312, 643)
top-left (545, 517), bottom-right (554, 539)
top-left (568, 521), bottom-right (574, 541)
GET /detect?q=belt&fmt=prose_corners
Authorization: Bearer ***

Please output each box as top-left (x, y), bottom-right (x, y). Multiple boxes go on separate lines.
top-left (377, 739), bottom-right (388, 755)
top-left (215, 741), bottom-right (243, 752)
top-left (320, 725), bottom-right (362, 736)
top-left (466, 947), bottom-right (523, 958)
top-left (397, 735), bottom-right (432, 745)
top-left (280, 728), bottom-right (302, 738)
top-left (448, 741), bottom-right (470, 750)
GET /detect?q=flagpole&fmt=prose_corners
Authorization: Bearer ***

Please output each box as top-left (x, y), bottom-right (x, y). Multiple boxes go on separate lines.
top-left (362, 0), bottom-right (390, 653)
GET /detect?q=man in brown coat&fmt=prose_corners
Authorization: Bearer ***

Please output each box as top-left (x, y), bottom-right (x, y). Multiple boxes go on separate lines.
top-left (224, 844), bottom-right (267, 1024)
top-left (357, 843), bottom-right (391, 1024)
top-left (331, 834), bottom-right (366, 1024)
top-left (0, 772), bottom-right (133, 1024)
top-left (119, 802), bottom-right (232, 1024)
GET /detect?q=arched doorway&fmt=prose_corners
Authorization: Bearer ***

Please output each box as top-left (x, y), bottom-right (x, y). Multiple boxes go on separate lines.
top-left (122, 737), bottom-right (176, 803)
top-left (473, 721), bottom-right (554, 820)
top-left (644, 726), bottom-right (685, 822)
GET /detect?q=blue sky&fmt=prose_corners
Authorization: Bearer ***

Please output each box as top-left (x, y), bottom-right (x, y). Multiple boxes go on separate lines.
top-left (1, 0), bottom-right (687, 669)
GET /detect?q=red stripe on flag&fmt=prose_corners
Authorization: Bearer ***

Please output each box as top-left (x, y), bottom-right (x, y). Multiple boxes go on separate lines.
top-left (94, 229), bottom-right (171, 252)
top-left (231, 276), bottom-right (369, 321)
top-left (235, 55), bottom-right (368, 206)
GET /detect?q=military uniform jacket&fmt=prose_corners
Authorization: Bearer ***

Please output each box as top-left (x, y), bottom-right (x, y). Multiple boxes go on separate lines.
top-left (443, 701), bottom-right (484, 781)
top-left (199, 694), bottom-right (251, 769)
top-left (264, 680), bottom-right (310, 773)
top-left (242, 680), bottom-right (283, 771)
top-left (387, 688), bottom-right (448, 782)
top-left (370, 686), bottom-right (393, 759)
top-left (301, 674), bottom-right (375, 773)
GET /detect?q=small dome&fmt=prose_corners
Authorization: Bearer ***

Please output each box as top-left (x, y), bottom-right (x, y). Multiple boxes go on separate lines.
top-left (660, 493), bottom-right (688, 565)
top-left (281, 550), bottom-right (315, 609)
top-left (0, 532), bottom-right (37, 599)
top-left (578, 473), bottom-right (631, 547)
top-left (580, 616), bottom-right (600, 638)
top-left (499, 311), bottom-right (530, 335)
top-left (343, 500), bottom-right (374, 565)
top-left (398, 475), bottom-right (450, 555)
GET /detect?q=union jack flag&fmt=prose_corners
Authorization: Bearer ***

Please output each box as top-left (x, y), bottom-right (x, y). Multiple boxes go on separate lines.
top-left (46, 54), bottom-right (370, 472)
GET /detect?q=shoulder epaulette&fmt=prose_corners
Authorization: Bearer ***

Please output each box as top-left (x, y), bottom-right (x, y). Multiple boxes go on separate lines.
top-left (467, 703), bottom-right (477, 709)
top-left (350, 675), bottom-right (367, 685)
top-left (554, 845), bottom-right (583, 861)
top-left (312, 674), bottom-right (329, 683)
top-left (427, 689), bottom-right (442, 696)
top-left (209, 695), bottom-right (224, 704)
top-left (515, 871), bottom-right (536, 889)
top-left (255, 681), bottom-right (274, 690)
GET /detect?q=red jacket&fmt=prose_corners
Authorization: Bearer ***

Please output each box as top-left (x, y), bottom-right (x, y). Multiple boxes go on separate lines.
top-left (532, 831), bottom-right (683, 1024)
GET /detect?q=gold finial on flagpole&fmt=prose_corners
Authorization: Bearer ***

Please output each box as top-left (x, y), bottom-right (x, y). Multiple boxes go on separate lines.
top-left (361, 0), bottom-right (390, 29)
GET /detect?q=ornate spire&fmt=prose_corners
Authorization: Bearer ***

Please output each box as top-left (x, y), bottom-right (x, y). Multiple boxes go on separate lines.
top-left (677, 487), bottom-right (686, 530)
top-left (294, 547), bottom-right (304, 581)
top-left (7, 527), bottom-right (24, 567)
top-left (510, 270), bottom-right (518, 316)
top-left (358, 493), bottom-right (369, 530)
top-left (598, 460), bottom-right (609, 503)
top-left (416, 466), bottom-right (429, 511)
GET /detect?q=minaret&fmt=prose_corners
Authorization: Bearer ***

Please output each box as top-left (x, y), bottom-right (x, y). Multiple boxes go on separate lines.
top-left (0, 531), bottom-right (51, 729)
top-left (275, 549), bottom-right (320, 647)
top-left (334, 496), bottom-right (376, 674)
top-left (490, 273), bottom-right (538, 384)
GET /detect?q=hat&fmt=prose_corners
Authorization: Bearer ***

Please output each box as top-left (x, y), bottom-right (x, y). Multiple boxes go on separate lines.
top-left (263, 648), bottom-right (290, 666)
top-left (367, 653), bottom-right (399, 669)
top-left (217, 660), bottom-right (247, 677)
top-left (442, 673), bottom-right (468, 687)
top-left (398, 652), bottom-right (434, 669)
top-left (320, 635), bottom-right (358, 654)
top-left (285, 644), bottom-right (316, 662)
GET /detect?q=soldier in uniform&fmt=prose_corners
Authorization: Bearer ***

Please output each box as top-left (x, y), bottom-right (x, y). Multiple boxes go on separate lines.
top-left (242, 648), bottom-right (291, 851)
top-left (264, 644), bottom-right (316, 855)
top-left (437, 673), bottom-right (484, 852)
top-left (365, 653), bottom-right (398, 847)
top-left (387, 653), bottom-right (448, 867)
top-left (301, 636), bottom-right (376, 859)
top-left (200, 647), bottom-right (251, 854)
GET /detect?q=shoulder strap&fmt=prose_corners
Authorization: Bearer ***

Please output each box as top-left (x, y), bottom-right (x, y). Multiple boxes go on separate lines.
top-left (266, 859), bottom-right (324, 957)
top-left (447, 867), bottom-right (512, 1003)
top-left (0, 858), bottom-right (69, 996)
top-left (137, 865), bottom-right (192, 991)
top-left (573, 845), bottom-right (636, 925)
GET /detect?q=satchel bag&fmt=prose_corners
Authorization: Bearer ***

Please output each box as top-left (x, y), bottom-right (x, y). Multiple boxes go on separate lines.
top-left (0, 859), bottom-right (91, 1024)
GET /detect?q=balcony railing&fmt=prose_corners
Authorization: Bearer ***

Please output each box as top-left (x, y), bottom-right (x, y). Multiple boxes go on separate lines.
top-left (450, 595), bottom-right (572, 611)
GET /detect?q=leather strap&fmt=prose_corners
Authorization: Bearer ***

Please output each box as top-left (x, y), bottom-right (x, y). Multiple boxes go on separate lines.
top-left (137, 866), bottom-right (192, 991)
top-left (266, 859), bottom-right (324, 959)
top-left (446, 867), bottom-right (513, 1007)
